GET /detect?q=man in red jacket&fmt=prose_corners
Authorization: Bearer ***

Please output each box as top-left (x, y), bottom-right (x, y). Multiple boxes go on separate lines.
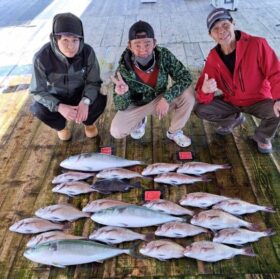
top-left (195, 8), bottom-right (280, 153)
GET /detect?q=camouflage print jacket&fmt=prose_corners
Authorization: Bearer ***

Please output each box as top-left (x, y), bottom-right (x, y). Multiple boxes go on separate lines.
top-left (113, 46), bottom-right (192, 111)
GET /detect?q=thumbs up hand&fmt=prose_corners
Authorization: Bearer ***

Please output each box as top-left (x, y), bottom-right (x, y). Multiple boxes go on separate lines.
top-left (201, 73), bottom-right (217, 94)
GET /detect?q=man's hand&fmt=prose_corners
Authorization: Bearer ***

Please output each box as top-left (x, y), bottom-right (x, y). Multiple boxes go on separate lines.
top-left (201, 73), bottom-right (217, 94)
top-left (111, 72), bottom-right (129, 95)
top-left (156, 97), bottom-right (169, 119)
top-left (273, 100), bottom-right (280, 117)
top-left (76, 101), bottom-right (89, 124)
top-left (58, 103), bottom-right (78, 121)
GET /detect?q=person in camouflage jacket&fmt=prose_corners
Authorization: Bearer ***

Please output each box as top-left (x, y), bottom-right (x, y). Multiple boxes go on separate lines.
top-left (110, 21), bottom-right (195, 147)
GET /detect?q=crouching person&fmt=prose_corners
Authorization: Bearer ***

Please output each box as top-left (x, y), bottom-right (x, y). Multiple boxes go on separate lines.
top-left (30, 13), bottom-right (107, 141)
top-left (195, 8), bottom-right (280, 153)
top-left (110, 21), bottom-right (195, 147)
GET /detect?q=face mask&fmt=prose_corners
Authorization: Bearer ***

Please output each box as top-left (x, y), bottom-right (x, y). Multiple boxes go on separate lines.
top-left (134, 53), bottom-right (154, 66)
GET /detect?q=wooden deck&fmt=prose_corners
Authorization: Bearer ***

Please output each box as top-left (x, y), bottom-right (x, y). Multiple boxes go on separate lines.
top-left (0, 0), bottom-right (280, 278)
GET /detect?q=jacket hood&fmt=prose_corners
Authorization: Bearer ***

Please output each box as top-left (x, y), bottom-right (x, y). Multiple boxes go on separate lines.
top-left (50, 13), bottom-right (84, 61)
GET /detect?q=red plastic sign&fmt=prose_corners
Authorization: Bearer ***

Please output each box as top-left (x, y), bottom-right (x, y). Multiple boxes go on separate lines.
top-left (100, 147), bottom-right (112, 155)
top-left (144, 190), bottom-right (161, 201)
top-left (178, 151), bottom-right (193, 160)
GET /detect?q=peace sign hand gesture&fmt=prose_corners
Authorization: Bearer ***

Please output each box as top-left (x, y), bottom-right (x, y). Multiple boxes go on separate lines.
top-left (111, 72), bottom-right (129, 95)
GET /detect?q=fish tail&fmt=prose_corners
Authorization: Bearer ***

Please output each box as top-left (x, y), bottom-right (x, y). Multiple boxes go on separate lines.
top-left (264, 228), bottom-right (276, 236)
top-left (127, 240), bottom-right (147, 259)
top-left (143, 232), bottom-right (155, 242)
top-left (62, 223), bottom-right (71, 231)
top-left (133, 181), bottom-right (142, 188)
top-left (222, 164), bottom-right (231, 169)
top-left (241, 247), bottom-right (256, 257)
top-left (263, 206), bottom-right (276, 213)
top-left (201, 175), bottom-right (211, 182)
top-left (247, 223), bottom-right (260, 231)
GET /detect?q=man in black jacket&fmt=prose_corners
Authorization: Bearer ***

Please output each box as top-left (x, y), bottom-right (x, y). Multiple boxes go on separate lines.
top-left (30, 13), bottom-right (107, 140)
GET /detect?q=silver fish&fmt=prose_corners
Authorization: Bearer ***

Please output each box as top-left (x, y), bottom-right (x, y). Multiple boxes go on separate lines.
top-left (177, 161), bottom-right (231, 175)
top-left (89, 226), bottom-right (152, 244)
top-left (35, 204), bottom-right (90, 222)
top-left (91, 179), bottom-right (141, 194)
top-left (143, 199), bottom-right (194, 216)
top-left (212, 199), bottom-right (275, 215)
top-left (140, 240), bottom-right (185, 260)
top-left (24, 239), bottom-right (133, 268)
top-left (190, 209), bottom-right (256, 231)
top-left (213, 228), bottom-right (275, 245)
top-left (154, 173), bottom-right (209, 185)
top-left (9, 217), bottom-right (64, 234)
top-left (96, 168), bottom-right (142, 179)
top-left (179, 192), bottom-right (230, 208)
top-left (155, 221), bottom-right (208, 238)
top-left (52, 181), bottom-right (95, 197)
top-left (91, 205), bottom-right (184, 228)
top-left (184, 241), bottom-right (255, 262)
top-left (27, 231), bottom-right (86, 248)
top-left (142, 163), bottom-right (180, 176)
top-left (52, 171), bottom-right (94, 184)
top-left (82, 199), bottom-right (132, 213)
top-left (60, 153), bottom-right (143, 172)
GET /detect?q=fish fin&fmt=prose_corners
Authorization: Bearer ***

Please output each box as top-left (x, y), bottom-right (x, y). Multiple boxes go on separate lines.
top-left (62, 223), bottom-right (71, 230)
top-left (95, 260), bottom-right (104, 263)
top-left (52, 262), bottom-right (66, 268)
top-left (242, 247), bottom-right (256, 257)
top-left (264, 206), bottom-right (276, 213)
top-left (128, 240), bottom-right (147, 259)
top-left (143, 232), bottom-right (155, 242)
top-left (98, 190), bottom-right (113, 194)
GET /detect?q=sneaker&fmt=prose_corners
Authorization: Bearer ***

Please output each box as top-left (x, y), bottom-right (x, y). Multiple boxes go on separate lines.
top-left (85, 124), bottom-right (98, 138)
top-left (130, 117), bottom-right (147, 139)
top-left (216, 114), bottom-right (245, 135)
top-left (252, 137), bottom-right (272, 154)
top-left (166, 130), bottom-right (191, 147)
top-left (57, 128), bottom-right (71, 141)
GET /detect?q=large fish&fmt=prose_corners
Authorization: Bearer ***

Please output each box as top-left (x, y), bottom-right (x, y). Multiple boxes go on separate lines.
top-left (142, 163), bottom-right (180, 176)
top-left (184, 241), bottom-right (255, 262)
top-left (154, 173), bottom-right (209, 185)
top-left (155, 221), bottom-right (208, 238)
top-left (35, 204), bottom-right (90, 222)
top-left (60, 153), bottom-right (143, 171)
top-left (89, 226), bottom-right (153, 244)
top-left (96, 168), bottom-right (142, 180)
top-left (143, 199), bottom-right (194, 216)
top-left (91, 179), bottom-right (142, 194)
top-left (24, 239), bottom-right (134, 268)
top-left (140, 240), bottom-right (185, 260)
top-left (52, 181), bottom-right (95, 197)
top-left (177, 162), bottom-right (231, 175)
top-left (212, 199), bottom-right (275, 215)
top-left (27, 231), bottom-right (86, 248)
top-left (213, 228), bottom-right (275, 245)
top-left (91, 205), bottom-right (184, 228)
top-left (9, 217), bottom-right (64, 234)
top-left (179, 192), bottom-right (230, 208)
top-left (82, 199), bottom-right (132, 213)
top-left (190, 209), bottom-right (256, 231)
top-left (52, 171), bottom-right (94, 184)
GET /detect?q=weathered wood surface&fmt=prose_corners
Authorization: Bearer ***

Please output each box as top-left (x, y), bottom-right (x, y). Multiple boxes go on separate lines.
top-left (0, 0), bottom-right (280, 278)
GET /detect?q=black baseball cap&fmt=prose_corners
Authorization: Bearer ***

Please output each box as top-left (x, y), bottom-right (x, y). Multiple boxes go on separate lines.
top-left (207, 8), bottom-right (232, 32)
top-left (128, 20), bottom-right (155, 40)
top-left (53, 13), bottom-right (83, 38)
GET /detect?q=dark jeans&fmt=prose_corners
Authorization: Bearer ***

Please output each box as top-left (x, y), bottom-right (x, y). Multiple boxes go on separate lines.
top-left (30, 93), bottom-right (107, 131)
top-left (195, 97), bottom-right (280, 144)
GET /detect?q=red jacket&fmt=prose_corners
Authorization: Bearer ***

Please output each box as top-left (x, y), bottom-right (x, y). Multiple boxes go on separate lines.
top-left (196, 31), bottom-right (280, 106)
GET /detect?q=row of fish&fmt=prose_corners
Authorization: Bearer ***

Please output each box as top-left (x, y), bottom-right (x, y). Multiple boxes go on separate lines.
top-left (59, 152), bottom-right (230, 176)
top-left (24, 238), bottom-right (255, 267)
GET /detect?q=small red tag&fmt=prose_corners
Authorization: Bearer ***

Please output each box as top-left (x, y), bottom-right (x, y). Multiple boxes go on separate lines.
top-left (178, 151), bottom-right (193, 160)
top-left (144, 191), bottom-right (161, 201)
top-left (100, 147), bottom-right (112, 155)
